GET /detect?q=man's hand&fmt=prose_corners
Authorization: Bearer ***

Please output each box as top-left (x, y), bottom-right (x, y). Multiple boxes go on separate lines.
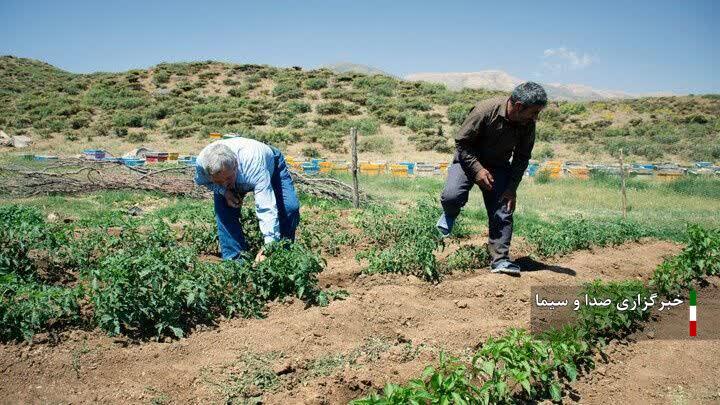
top-left (254, 247), bottom-right (266, 264)
top-left (501, 190), bottom-right (517, 214)
top-left (475, 168), bottom-right (495, 191)
top-left (224, 189), bottom-right (241, 208)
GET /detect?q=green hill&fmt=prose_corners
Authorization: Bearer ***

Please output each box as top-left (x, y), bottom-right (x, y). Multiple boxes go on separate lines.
top-left (1, 55), bottom-right (718, 163)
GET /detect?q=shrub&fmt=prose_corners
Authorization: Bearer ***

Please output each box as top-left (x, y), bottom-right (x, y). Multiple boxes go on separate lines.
top-left (316, 101), bottom-right (345, 115)
top-left (272, 83), bottom-right (303, 101)
top-left (112, 112), bottom-right (143, 128)
top-left (536, 144), bottom-right (555, 159)
top-left (447, 102), bottom-right (473, 125)
top-left (302, 146), bottom-right (321, 158)
top-left (359, 136), bottom-right (393, 153)
top-left (152, 71), bottom-right (171, 85)
top-left (128, 131), bottom-right (148, 143)
top-left (405, 113), bottom-right (436, 132)
top-left (284, 100), bottom-right (311, 114)
top-left (303, 78), bottom-right (327, 90)
top-left (559, 103), bottom-right (587, 116)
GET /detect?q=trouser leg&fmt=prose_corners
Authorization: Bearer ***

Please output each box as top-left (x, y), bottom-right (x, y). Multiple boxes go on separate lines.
top-left (481, 168), bottom-right (513, 266)
top-left (270, 147), bottom-right (300, 241)
top-left (213, 191), bottom-right (248, 260)
top-left (437, 162), bottom-right (474, 234)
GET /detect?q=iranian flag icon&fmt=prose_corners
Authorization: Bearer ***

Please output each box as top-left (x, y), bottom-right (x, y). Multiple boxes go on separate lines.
top-left (690, 289), bottom-right (697, 337)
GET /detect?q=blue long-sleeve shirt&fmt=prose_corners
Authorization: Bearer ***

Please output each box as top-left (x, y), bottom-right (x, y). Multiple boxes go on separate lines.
top-left (194, 137), bottom-right (280, 245)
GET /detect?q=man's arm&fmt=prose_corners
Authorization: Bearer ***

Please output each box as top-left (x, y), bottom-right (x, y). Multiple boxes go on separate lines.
top-left (506, 124), bottom-right (536, 194)
top-left (194, 164), bottom-right (227, 195)
top-left (253, 176), bottom-right (281, 245)
top-left (454, 109), bottom-right (487, 182)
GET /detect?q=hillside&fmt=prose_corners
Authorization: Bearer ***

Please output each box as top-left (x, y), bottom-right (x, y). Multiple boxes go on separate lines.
top-left (1, 55), bottom-right (719, 163)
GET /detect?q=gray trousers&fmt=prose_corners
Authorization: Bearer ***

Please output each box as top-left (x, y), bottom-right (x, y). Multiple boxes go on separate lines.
top-left (437, 162), bottom-right (513, 265)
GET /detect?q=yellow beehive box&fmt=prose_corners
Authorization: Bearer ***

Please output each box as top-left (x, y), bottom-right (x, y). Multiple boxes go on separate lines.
top-left (567, 167), bottom-right (589, 180)
top-left (167, 152), bottom-right (179, 161)
top-left (209, 132), bottom-right (222, 139)
top-left (656, 172), bottom-right (683, 181)
top-left (360, 163), bottom-right (384, 176)
top-left (390, 164), bottom-right (409, 177)
top-left (331, 162), bottom-right (350, 173)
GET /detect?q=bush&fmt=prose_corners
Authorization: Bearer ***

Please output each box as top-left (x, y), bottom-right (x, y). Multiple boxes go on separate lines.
top-left (447, 102), bottom-right (473, 125)
top-left (284, 100), bottom-right (311, 114)
top-left (302, 146), bottom-right (321, 158)
top-left (559, 103), bottom-right (587, 115)
top-left (128, 131), bottom-right (148, 143)
top-left (112, 112), bottom-right (143, 128)
top-left (405, 113), bottom-right (436, 132)
top-left (272, 83), bottom-right (303, 101)
top-left (152, 71), bottom-right (171, 85)
top-left (359, 136), bottom-right (393, 153)
top-left (536, 144), bottom-right (555, 159)
top-left (316, 101), bottom-right (345, 115)
top-left (303, 78), bottom-right (327, 90)
top-left (536, 124), bottom-right (561, 142)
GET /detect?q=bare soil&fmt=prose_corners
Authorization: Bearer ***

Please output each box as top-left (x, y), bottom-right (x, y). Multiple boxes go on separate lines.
top-left (3, 239), bottom-right (717, 405)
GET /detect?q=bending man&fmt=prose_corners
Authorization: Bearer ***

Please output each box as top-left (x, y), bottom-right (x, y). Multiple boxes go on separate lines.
top-left (437, 82), bottom-right (547, 275)
top-left (195, 136), bottom-right (300, 262)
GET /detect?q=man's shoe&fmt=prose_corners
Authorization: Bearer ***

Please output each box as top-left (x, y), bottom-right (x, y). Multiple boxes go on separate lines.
top-left (490, 260), bottom-right (521, 276)
top-left (436, 214), bottom-right (455, 239)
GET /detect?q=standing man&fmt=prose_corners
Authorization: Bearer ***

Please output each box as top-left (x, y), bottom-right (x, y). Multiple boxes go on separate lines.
top-left (195, 136), bottom-right (300, 262)
top-left (437, 82), bottom-right (547, 275)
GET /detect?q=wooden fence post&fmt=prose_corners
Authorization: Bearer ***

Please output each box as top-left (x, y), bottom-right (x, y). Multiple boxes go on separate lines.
top-left (619, 149), bottom-right (627, 219)
top-left (350, 127), bottom-right (359, 208)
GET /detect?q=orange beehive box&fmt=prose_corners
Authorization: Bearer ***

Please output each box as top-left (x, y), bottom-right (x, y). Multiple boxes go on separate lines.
top-left (318, 161), bottom-right (333, 173)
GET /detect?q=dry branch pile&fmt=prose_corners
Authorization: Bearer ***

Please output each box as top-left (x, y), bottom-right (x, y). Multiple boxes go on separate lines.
top-left (0, 160), bottom-right (369, 203)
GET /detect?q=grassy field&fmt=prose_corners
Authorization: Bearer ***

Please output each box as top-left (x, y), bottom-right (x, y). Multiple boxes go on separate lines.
top-left (331, 173), bottom-right (720, 239)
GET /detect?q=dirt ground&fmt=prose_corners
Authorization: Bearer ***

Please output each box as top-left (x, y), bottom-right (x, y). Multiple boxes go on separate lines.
top-left (2, 238), bottom-right (718, 404)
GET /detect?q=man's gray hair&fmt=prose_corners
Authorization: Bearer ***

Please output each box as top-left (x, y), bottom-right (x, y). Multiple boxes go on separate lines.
top-left (198, 142), bottom-right (237, 176)
top-left (510, 82), bottom-right (548, 107)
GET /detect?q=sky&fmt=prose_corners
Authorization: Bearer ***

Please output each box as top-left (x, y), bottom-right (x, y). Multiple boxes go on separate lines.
top-left (1, 0), bottom-right (718, 95)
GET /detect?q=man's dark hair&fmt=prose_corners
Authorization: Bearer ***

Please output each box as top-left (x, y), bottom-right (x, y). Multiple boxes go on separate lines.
top-left (510, 82), bottom-right (548, 107)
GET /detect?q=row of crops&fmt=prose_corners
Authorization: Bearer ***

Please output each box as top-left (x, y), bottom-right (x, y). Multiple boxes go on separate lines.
top-left (0, 204), bottom-right (333, 341)
top-left (353, 225), bottom-right (720, 404)
top-left (0, 193), bottom-right (701, 343)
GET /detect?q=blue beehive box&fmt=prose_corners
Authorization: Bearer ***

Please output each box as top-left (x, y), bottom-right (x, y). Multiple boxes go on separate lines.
top-left (302, 162), bottom-right (319, 175)
top-left (399, 162), bottom-right (416, 175)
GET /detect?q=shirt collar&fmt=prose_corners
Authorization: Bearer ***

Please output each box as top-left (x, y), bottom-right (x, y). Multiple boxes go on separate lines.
top-left (498, 97), bottom-right (510, 119)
